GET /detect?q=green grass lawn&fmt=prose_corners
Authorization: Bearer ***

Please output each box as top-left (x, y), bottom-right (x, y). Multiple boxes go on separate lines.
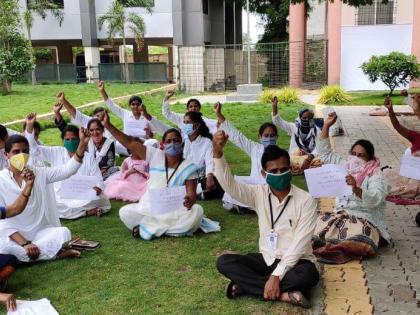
top-left (0, 83), bottom-right (165, 124)
top-left (328, 90), bottom-right (406, 106)
top-left (3, 96), bottom-right (311, 314)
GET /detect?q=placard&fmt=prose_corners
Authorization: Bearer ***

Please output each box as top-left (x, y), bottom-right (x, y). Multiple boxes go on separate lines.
top-left (149, 186), bottom-right (186, 214)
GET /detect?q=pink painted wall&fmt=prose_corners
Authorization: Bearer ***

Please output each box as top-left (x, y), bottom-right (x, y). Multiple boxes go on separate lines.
top-left (327, 0), bottom-right (342, 85)
top-left (289, 2), bottom-right (306, 88)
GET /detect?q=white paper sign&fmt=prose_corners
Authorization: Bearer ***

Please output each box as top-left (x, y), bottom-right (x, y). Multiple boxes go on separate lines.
top-left (58, 175), bottom-right (99, 200)
top-left (204, 119), bottom-right (219, 134)
top-left (222, 176), bottom-right (265, 208)
top-left (149, 186), bottom-right (186, 215)
top-left (124, 119), bottom-right (148, 137)
top-left (400, 154), bottom-right (420, 180)
top-left (304, 164), bottom-right (353, 198)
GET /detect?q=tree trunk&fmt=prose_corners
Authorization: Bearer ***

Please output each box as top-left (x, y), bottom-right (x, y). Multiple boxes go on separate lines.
top-left (2, 80), bottom-right (12, 94)
top-left (27, 26), bottom-right (37, 85)
top-left (122, 32), bottom-right (130, 84)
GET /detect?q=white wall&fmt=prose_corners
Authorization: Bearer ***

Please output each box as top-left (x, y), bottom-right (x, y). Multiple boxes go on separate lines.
top-left (307, 0), bottom-right (326, 37)
top-left (19, 0), bottom-right (172, 41)
top-left (340, 24), bottom-right (413, 91)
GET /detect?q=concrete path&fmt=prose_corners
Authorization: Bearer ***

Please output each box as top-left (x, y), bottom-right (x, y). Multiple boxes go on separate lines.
top-left (313, 106), bottom-right (420, 315)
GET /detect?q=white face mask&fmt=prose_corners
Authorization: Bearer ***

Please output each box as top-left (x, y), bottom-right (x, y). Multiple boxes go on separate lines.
top-left (345, 155), bottom-right (366, 175)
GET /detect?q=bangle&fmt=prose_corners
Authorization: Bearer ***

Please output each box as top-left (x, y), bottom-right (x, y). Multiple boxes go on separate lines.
top-left (21, 240), bottom-right (31, 247)
top-left (75, 152), bottom-right (84, 160)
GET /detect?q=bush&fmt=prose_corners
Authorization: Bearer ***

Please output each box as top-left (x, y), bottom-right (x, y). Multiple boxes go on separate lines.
top-left (260, 87), bottom-right (300, 104)
top-left (361, 52), bottom-right (420, 95)
top-left (318, 85), bottom-right (349, 104)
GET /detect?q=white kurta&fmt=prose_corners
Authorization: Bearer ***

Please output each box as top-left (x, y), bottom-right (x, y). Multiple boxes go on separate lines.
top-left (272, 113), bottom-right (320, 155)
top-left (0, 158), bottom-right (81, 262)
top-left (105, 98), bottom-right (153, 155)
top-left (25, 131), bottom-right (111, 219)
top-left (119, 146), bottom-right (204, 240)
top-left (162, 101), bottom-right (219, 134)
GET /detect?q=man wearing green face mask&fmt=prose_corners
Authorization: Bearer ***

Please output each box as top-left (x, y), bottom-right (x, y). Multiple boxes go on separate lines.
top-left (213, 131), bottom-right (319, 308)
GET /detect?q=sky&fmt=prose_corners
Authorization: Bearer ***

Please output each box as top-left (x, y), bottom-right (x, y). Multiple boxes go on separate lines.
top-left (242, 9), bottom-right (265, 43)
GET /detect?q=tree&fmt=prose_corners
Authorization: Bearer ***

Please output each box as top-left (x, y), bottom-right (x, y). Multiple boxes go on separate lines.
top-left (22, 0), bottom-right (64, 84)
top-left (361, 52), bottom-right (420, 95)
top-left (0, 0), bottom-right (34, 94)
top-left (98, 0), bottom-right (153, 84)
top-left (0, 31), bottom-right (34, 94)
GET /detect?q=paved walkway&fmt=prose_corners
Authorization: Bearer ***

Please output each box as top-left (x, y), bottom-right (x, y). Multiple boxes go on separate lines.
top-left (310, 106), bottom-right (420, 315)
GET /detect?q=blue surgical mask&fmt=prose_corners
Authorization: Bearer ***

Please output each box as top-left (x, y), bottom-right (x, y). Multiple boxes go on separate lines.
top-left (265, 169), bottom-right (292, 191)
top-left (181, 123), bottom-right (195, 136)
top-left (164, 143), bottom-right (183, 157)
top-left (260, 137), bottom-right (277, 148)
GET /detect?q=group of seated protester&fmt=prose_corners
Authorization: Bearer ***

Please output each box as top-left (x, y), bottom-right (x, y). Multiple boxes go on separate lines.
top-left (0, 85), bottom-right (419, 311)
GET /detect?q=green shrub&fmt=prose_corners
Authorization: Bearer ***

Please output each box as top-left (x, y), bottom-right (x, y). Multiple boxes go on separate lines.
top-left (361, 52), bottom-right (420, 95)
top-left (260, 87), bottom-right (300, 104)
top-left (318, 85), bottom-right (349, 104)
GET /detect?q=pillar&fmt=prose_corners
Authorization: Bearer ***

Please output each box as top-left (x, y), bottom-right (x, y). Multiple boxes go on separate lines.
top-left (56, 43), bottom-right (73, 64)
top-left (133, 43), bottom-right (149, 62)
top-left (410, 0), bottom-right (420, 88)
top-left (327, 0), bottom-right (342, 85)
top-left (84, 47), bottom-right (100, 82)
top-left (289, 2), bottom-right (306, 88)
top-left (168, 46), bottom-right (174, 81)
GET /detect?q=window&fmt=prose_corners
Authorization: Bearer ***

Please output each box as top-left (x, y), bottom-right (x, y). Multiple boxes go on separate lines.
top-left (120, 0), bottom-right (155, 7)
top-left (27, 0), bottom-right (64, 9)
top-left (356, 0), bottom-right (395, 25)
top-left (202, 0), bottom-right (209, 15)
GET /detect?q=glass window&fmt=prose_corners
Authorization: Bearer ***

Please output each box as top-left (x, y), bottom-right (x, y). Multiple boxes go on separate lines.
top-left (356, 0), bottom-right (395, 25)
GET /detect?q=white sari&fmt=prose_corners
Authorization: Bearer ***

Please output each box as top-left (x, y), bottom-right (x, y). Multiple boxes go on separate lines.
top-left (119, 146), bottom-right (204, 240)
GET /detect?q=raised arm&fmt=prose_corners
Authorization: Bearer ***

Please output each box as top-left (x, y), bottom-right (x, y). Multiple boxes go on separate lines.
top-left (162, 90), bottom-right (184, 126)
top-left (98, 81), bottom-right (126, 118)
top-left (271, 97), bottom-right (296, 135)
top-left (24, 113), bottom-right (41, 153)
top-left (3, 169), bottom-right (35, 218)
top-left (215, 102), bottom-right (258, 157)
top-left (140, 103), bottom-right (171, 135)
top-left (213, 131), bottom-right (257, 209)
top-left (52, 102), bottom-right (67, 132)
top-left (44, 128), bottom-right (89, 184)
top-left (101, 111), bottom-right (146, 160)
top-left (384, 97), bottom-right (410, 140)
top-left (317, 112), bottom-right (344, 165)
top-left (57, 91), bottom-right (76, 118)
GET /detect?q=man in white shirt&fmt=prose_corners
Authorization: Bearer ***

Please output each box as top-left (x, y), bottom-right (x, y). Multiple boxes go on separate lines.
top-left (213, 131), bottom-right (319, 307)
top-left (0, 131), bottom-right (89, 262)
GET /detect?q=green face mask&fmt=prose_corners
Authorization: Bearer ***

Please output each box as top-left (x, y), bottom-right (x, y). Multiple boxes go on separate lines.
top-left (265, 169), bottom-right (292, 191)
top-left (63, 139), bottom-right (80, 153)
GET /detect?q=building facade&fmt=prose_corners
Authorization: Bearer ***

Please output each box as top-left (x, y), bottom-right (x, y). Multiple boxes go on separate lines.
top-left (20, 0), bottom-right (242, 84)
top-left (290, 0), bottom-right (420, 91)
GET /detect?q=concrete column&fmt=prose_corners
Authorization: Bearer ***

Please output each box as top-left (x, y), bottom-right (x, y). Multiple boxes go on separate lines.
top-left (411, 0), bottom-right (420, 88)
top-left (289, 2), bottom-right (306, 88)
top-left (57, 43), bottom-right (73, 64)
top-left (168, 46), bottom-right (174, 81)
top-left (133, 43), bottom-right (149, 62)
top-left (327, 0), bottom-right (342, 85)
top-left (84, 47), bottom-right (100, 82)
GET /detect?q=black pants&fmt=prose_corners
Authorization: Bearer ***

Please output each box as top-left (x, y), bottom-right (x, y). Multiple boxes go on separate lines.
top-left (199, 176), bottom-right (224, 200)
top-left (216, 253), bottom-right (319, 299)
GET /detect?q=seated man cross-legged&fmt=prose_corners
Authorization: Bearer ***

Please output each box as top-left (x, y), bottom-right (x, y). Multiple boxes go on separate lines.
top-left (213, 131), bottom-right (319, 307)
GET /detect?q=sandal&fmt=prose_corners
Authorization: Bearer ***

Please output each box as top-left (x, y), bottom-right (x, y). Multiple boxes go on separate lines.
top-left (226, 282), bottom-right (244, 299)
top-left (132, 225), bottom-right (140, 238)
top-left (287, 291), bottom-right (311, 308)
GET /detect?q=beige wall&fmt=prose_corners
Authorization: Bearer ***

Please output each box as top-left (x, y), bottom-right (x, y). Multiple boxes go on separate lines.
top-left (341, 4), bottom-right (356, 26)
top-left (396, 0), bottom-right (413, 24)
